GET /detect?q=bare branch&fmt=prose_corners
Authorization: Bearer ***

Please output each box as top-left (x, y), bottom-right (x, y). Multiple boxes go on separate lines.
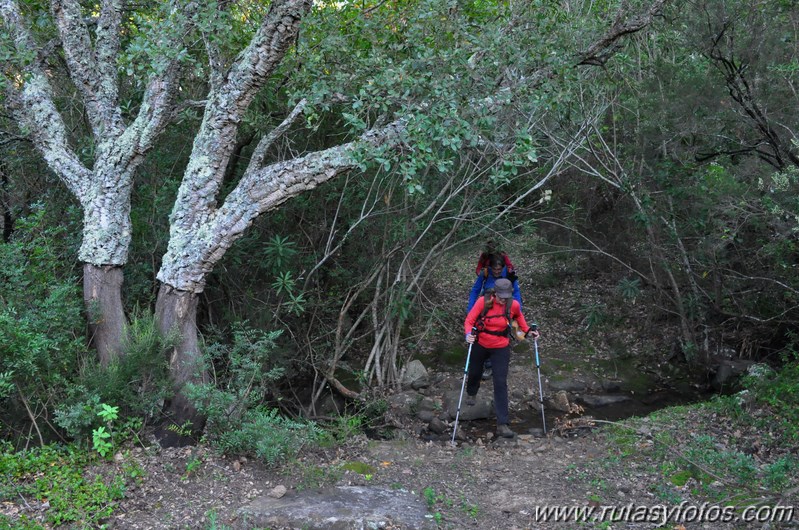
top-left (577, 0), bottom-right (669, 67)
top-left (245, 98), bottom-right (307, 174)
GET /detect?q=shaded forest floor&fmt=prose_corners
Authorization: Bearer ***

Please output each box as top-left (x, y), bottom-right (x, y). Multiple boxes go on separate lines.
top-left (3, 242), bottom-right (797, 529)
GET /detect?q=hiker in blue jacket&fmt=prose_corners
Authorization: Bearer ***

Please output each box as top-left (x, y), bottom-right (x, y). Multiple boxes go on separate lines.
top-left (466, 254), bottom-right (524, 379)
top-left (467, 255), bottom-right (523, 313)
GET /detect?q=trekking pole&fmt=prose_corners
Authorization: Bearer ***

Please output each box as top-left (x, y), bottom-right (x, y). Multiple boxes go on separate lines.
top-left (451, 327), bottom-right (477, 446)
top-left (531, 324), bottom-right (547, 435)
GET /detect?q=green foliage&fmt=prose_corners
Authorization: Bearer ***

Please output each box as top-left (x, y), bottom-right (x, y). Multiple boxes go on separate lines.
top-left (92, 426), bottom-right (113, 458)
top-left (0, 206), bottom-right (85, 444)
top-left (187, 323), bottom-right (286, 425)
top-left (603, 358), bottom-right (799, 508)
top-left (210, 406), bottom-right (322, 466)
top-left (578, 302), bottom-right (607, 330)
top-left (91, 404), bottom-right (120, 458)
top-left (616, 277), bottom-right (641, 302)
top-left (0, 443), bottom-right (131, 527)
top-left (54, 312), bottom-right (172, 444)
top-left (292, 461), bottom-right (344, 491)
top-left (741, 358), bottom-right (799, 443)
top-left (264, 235), bottom-right (298, 271)
top-left (341, 460), bottom-right (376, 476)
top-left (186, 323), bottom-right (321, 465)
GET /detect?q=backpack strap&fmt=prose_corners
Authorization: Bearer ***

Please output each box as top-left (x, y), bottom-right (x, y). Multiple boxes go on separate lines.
top-left (479, 291), bottom-right (494, 319)
top-left (476, 293), bottom-right (513, 337)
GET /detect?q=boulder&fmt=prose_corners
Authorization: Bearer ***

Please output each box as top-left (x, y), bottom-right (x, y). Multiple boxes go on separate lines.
top-left (387, 390), bottom-right (422, 416)
top-left (548, 390), bottom-right (573, 412)
top-left (237, 486), bottom-right (433, 529)
top-left (428, 417), bottom-right (448, 435)
top-left (444, 390), bottom-right (493, 420)
top-left (401, 360), bottom-right (429, 389)
top-left (711, 359), bottom-right (755, 391)
top-left (548, 379), bottom-right (587, 392)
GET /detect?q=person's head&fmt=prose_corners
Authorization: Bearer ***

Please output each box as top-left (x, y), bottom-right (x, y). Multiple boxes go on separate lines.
top-left (493, 278), bottom-right (513, 303)
top-left (488, 254), bottom-right (505, 278)
top-left (483, 240), bottom-right (500, 255)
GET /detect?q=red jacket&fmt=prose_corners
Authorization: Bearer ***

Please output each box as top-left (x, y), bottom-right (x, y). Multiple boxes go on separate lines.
top-left (464, 295), bottom-right (530, 349)
top-left (475, 252), bottom-right (515, 276)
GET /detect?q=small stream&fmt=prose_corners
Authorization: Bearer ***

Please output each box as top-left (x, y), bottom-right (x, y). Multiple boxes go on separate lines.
top-left (427, 340), bottom-right (722, 439)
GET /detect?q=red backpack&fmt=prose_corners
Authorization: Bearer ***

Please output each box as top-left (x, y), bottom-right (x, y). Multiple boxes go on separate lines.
top-left (475, 252), bottom-right (515, 277)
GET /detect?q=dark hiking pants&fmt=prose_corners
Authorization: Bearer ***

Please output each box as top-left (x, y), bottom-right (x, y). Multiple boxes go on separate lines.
top-left (465, 343), bottom-right (511, 425)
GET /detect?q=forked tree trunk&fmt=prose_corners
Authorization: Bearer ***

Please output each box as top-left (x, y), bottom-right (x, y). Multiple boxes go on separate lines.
top-left (154, 284), bottom-right (208, 446)
top-left (83, 264), bottom-right (126, 366)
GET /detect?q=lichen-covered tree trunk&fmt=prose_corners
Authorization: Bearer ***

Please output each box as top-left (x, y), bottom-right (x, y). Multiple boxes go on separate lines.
top-left (78, 160), bottom-right (135, 363)
top-left (1, 0), bottom-right (186, 363)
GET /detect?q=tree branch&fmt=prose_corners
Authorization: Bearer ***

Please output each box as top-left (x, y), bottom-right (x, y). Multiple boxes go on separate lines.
top-left (51, 0), bottom-right (124, 137)
top-left (164, 0), bottom-right (313, 251)
top-left (0, 7), bottom-right (90, 197)
top-left (576, 0), bottom-right (669, 67)
top-left (245, 97), bottom-right (307, 174)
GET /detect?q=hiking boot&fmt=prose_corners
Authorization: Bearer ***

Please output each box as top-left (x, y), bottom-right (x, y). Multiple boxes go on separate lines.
top-left (497, 424), bottom-right (515, 438)
top-left (466, 394), bottom-right (476, 406)
top-left (481, 367), bottom-right (492, 380)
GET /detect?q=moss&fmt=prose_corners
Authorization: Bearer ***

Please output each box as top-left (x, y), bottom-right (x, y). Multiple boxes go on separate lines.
top-left (669, 469), bottom-right (694, 486)
top-left (429, 341), bottom-right (468, 367)
top-left (341, 461), bottom-right (377, 475)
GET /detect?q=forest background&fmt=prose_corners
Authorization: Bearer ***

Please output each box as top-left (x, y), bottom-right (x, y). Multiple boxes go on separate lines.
top-left (0, 0), bottom-right (798, 520)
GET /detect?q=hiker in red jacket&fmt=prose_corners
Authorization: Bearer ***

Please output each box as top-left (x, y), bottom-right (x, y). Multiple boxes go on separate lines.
top-left (464, 278), bottom-right (539, 438)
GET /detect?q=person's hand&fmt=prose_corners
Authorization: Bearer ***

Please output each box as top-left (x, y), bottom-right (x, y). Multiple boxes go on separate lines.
top-left (526, 329), bottom-right (540, 340)
top-left (465, 333), bottom-right (476, 344)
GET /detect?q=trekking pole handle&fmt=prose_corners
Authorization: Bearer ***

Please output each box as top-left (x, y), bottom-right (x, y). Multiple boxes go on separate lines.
top-left (530, 323), bottom-right (537, 332)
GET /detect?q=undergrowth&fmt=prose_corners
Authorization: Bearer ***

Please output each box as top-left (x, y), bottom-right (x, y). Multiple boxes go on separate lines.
top-left (602, 358), bottom-right (799, 510)
top-left (0, 442), bottom-right (142, 529)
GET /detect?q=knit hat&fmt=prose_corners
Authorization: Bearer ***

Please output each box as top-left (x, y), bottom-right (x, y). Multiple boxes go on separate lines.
top-left (494, 278), bottom-right (513, 299)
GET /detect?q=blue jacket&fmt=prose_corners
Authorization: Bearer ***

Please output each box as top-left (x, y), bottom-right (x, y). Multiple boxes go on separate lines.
top-left (467, 267), bottom-right (523, 312)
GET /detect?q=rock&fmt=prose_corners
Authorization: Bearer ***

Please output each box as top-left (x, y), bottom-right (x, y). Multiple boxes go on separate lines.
top-left (710, 359), bottom-right (755, 390)
top-left (600, 381), bottom-right (622, 393)
top-left (401, 360), bottom-right (429, 389)
top-left (527, 428), bottom-right (545, 438)
top-left (387, 390), bottom-right (422, 416)
top-left (411, 377), bottom-right (430, 390)
top-left (237, 486), bottom-right (432, 529)
top-left (444, 391), bottom-right (493, 420)
top-left (268, 485), bottom-right (287, 499)
top-left (428, 417), bottom-right (447, 435)
top-left (548, 379), bottom-right (586, 392)
top-left (318, 394), bottom-right (345, 416)
top-left (417, 410), bottom-right (435, 422)
top-left (549, 390), bottom-right (572, 412)
top-left (416, 397), bottom-right (438, 412)
top-left (579, 394), bottom-right (631, 407)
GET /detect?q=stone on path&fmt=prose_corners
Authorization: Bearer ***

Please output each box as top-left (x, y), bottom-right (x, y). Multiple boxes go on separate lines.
top-left (236, 485), bottom-right (433, 529)
top-left (444, 390), bottom-right (493, 420)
